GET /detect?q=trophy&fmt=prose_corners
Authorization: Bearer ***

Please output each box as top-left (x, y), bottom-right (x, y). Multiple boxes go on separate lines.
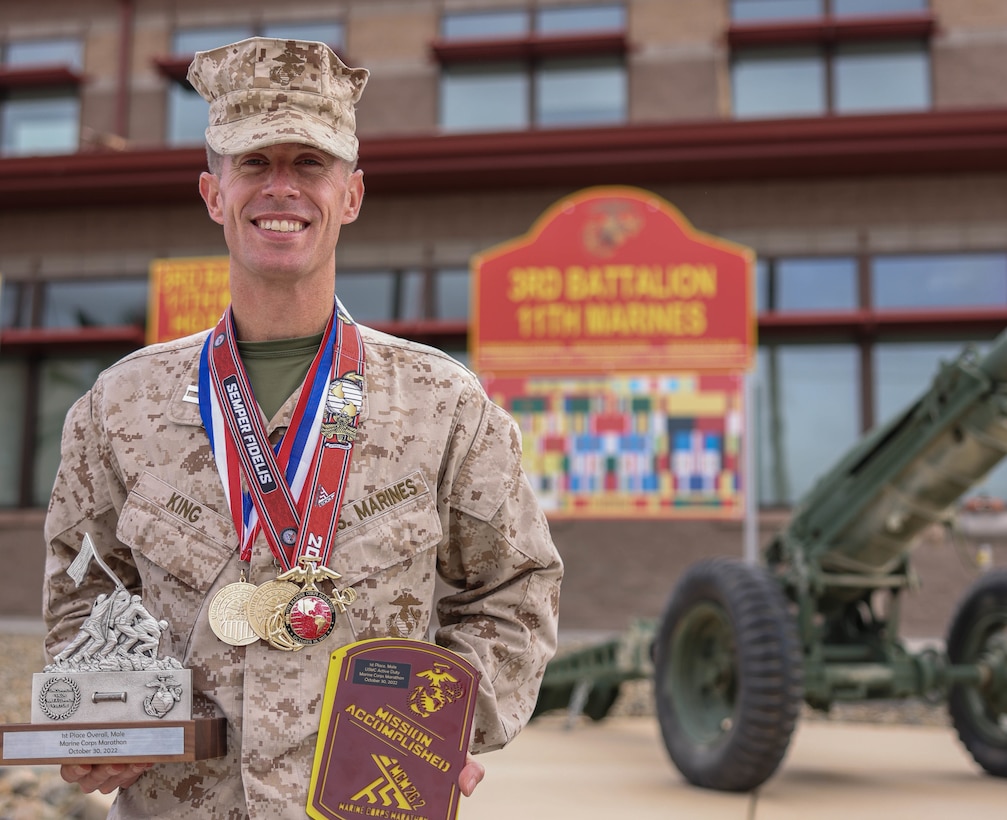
top-left (0, 534), bottom-right (225, 765)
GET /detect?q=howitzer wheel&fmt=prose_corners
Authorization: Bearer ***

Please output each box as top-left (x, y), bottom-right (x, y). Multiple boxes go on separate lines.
top-left (652, 558), bottom-right (803, 792)
top-left (947, 568), bottom-right (1007, 777)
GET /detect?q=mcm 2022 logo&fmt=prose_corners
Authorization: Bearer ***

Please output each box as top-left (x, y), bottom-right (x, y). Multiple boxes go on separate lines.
top-left (349, 753), bottom-right (426, 815)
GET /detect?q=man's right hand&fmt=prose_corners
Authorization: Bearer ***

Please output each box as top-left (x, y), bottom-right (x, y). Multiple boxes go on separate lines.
top-left (61, 762), bottom-right (152, 794)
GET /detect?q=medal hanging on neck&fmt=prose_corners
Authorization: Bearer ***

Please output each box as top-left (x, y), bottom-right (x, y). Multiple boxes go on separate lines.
top-left (199, 299), bottom-right (364, 649)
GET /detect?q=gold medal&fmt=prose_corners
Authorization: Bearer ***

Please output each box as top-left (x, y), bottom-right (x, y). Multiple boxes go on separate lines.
top-left (246, 579), bottom-right (299, 641)
top-left (283, 588), bottom-right (339, 646)
top-left (208, 574), bottom-right (259, 646)
top-left (262, 556), bottom-right (358, 650)
top-left (264, 606), bottom-right (302, 651)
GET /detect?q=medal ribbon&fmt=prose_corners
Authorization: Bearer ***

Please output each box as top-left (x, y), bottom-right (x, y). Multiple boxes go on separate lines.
top-left (198, 299), bottom-right (364, 571)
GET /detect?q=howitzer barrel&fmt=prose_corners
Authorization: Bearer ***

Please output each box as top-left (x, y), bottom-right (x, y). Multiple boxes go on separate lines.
top-left (773, 329), bottom-right (1007, 585)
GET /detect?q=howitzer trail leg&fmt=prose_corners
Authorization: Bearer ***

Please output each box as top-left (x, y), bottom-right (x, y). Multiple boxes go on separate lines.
top-left (652, 557), bottom-right (804, 792)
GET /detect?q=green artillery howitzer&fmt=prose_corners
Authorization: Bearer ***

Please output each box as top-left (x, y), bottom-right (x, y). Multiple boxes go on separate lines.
top-left (536, 327), bottom-right (1007, 792)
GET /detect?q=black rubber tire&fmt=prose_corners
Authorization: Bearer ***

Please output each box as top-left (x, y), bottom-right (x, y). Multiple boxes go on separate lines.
top-left (946, 568), bottom-right (1007, 777)
top-left (652, 557), bottom-right (804, 792)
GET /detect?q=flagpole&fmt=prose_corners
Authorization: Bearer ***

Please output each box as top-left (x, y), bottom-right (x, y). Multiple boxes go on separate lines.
top-left (76, 533), bottom-right (126, 589)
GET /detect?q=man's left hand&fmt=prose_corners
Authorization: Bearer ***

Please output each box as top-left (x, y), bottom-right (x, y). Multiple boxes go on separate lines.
top-left (459, 754), bottom-right (485, 797)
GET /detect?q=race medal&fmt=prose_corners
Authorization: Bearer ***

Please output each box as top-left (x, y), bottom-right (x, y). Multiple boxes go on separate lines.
top-left (246, 579), bottom-right (299, 641)
top-left (208, 577), bottom-right (259, 646)
top-left (264, 606), bottom-right (302, 652)
top-left (284, 589), bottom-right (338, 646)
top-left (266, 556), bottom-right (359, 650)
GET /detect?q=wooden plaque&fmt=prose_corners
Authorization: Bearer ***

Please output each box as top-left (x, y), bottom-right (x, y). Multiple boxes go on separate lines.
top-left (308, 639), bottom-right (479, 820)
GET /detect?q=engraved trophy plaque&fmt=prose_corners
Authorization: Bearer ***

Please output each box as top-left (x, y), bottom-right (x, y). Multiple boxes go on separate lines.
top-left (307, 638), bottom-right (480, 820)
top-left (0, 534), bottom-right (225, 765)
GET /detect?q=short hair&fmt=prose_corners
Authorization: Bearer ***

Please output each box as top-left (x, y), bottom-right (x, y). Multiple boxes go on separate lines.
top-left (205, 144), bottom-right (223, 175)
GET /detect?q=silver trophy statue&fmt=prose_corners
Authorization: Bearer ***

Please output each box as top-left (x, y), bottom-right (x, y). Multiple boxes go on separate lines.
top-left (32, 533), bottom-right (192, 723)
top-left (1, 536), bottom-right (225, 765)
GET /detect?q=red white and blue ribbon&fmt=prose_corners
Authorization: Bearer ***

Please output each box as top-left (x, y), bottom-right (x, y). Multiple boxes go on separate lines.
top-left (198, 298), bottom-right (364, 571)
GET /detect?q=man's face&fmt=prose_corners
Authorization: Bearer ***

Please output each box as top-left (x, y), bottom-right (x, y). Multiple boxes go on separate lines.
top-left (198, 143), bottom-right (364, 289)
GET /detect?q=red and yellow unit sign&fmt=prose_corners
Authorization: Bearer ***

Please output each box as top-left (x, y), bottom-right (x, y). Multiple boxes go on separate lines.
top-left (471, 186), bottom-right (754, 375)
top-left (147, 256), bottom-right (230, 345)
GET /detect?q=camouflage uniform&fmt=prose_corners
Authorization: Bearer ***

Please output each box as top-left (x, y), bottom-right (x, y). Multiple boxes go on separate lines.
top-left (43, 325), bottom-right (563, 819)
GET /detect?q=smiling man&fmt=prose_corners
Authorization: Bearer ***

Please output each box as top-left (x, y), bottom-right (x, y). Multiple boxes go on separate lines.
top-left (42, 37), bottom-right (562, 819)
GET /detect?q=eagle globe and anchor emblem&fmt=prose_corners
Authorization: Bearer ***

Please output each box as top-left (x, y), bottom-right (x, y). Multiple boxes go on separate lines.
top-left (321, 371), bottom-right (363, 448)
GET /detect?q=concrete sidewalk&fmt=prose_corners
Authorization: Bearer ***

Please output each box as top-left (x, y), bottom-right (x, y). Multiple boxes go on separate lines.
top-left (463, 714), bottom-right (1004, 820)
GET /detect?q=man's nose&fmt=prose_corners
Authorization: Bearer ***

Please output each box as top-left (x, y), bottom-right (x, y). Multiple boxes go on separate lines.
top-left (262, 164), bottom-right (300, 196)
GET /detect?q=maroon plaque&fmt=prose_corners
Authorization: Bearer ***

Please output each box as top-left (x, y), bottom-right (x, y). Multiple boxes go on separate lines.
top-left (307, 638), bottom-right (480, 820)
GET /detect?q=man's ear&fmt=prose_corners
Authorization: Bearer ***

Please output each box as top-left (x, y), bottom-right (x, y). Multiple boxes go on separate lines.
top-left (199, 171), bottom-right (225, 226)
top-left (340, 169), bottom-right (365, 226)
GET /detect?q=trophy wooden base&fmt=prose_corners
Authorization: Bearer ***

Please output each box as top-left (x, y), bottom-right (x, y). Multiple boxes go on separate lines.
top-left (0, 717), bottom-right (226, 765)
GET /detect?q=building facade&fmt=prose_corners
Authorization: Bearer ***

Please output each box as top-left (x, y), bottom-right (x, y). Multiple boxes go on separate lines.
top-left (2, 0), bottom-right (1007, 631)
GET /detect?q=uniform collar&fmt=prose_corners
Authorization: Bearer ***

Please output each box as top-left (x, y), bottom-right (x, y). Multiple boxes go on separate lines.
top-left (164, 332), bottom-right (367, 433)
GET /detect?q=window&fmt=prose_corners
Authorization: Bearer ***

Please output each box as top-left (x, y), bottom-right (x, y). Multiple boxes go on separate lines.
top-left (833, 0), bottom-right (928, 16)
top-left (0, 38), bottom-right (83, 156)
top-left (731, 0), bottom-right (928, 21)
top-left (0, 280), bottom-right (30, 329)
top-left (731, 0), bottom-right (821, 22)
top-left (535, 56), bottom-right (624, 127)
top-left (0, 360), bottom-right (27, 507)
top-left (442, 63), bottom-right (528, 132)
top-left (33, 355), bottom-right (121, 504)
top-left (732, 46), bottom-right (825, 118)
top-left (337, 268), bottom-right (472, 324)
top-left (763, 257), bottom-right (858, 311)
top-left (729, 1), bottom-right (932, 118)
top-left (755, 258), bottom-right (770, 313)
top-left (754, 248), bottom-right (1007, 506)
top-left (873, 253), bottom-right (1007, 309)
top-left (536, 5), bottom-right (626, 33)
top-left (435, 269), bottom-right (471, 320)
top-left (45, 279), bottom-right (146, 329)
top-left (0, 275), bottom-right (146, 508)
top-left (756, 344), bottom-right (860, 505)
top-left (165, 22), bottom-right (345, 146)
top-left (337, 271), bottom-right (398, 323)
top-left (436, 4), bottom-right (627, 132)
top-left (441, 10), bottom-right (528, 40)
top-left (834, 41), bottom-right (929, 113)
top-left (732, 42), bottom-right (929, 117)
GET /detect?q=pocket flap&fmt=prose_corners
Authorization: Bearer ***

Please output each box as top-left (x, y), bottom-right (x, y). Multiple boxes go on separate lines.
top-left (117, 471), bottom-right (235, 593)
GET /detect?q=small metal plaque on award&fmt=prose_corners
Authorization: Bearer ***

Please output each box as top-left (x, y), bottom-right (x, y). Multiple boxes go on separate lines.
top-left (307, 638), bottom-right (480, 820)
top-left (0, 534), bottom-right (225, 765)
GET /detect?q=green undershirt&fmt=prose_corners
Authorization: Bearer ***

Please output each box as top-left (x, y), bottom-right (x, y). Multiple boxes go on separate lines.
top-left (237, 331), bottom-right (325, 422)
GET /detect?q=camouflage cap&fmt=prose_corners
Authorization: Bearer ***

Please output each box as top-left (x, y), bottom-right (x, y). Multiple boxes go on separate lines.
top-left (186, 37), bottom-right (369, 161)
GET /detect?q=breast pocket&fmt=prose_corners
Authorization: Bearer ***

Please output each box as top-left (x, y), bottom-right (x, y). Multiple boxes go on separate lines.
top-left (116, 471), bottom-right (235, 653)
top-left (331, 471), bottom-right (444, 639)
